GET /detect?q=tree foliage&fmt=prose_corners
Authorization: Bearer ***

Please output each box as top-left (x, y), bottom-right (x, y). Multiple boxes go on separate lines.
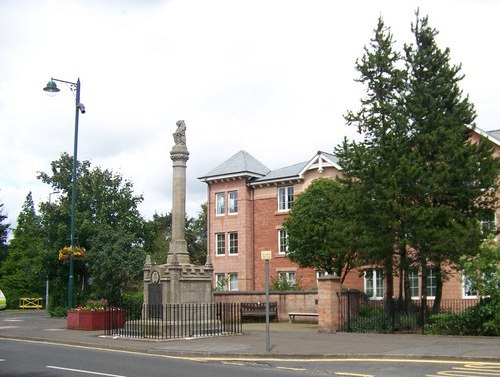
top-left (336, 12), bottom-right (499, 308)
top-left (37, 153), bottom-right (145, 307)
top-left (283, 179), bottom-right (358, 281)
top-left (0, 193), bottom-right (46, 307)
top-left (143, 203), bottom-right (207, 266)
top-left (0, 201), bottom-right (9, 269)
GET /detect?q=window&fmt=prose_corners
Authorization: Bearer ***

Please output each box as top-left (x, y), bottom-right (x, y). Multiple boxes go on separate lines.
top-left (228, 232), bottom-right (238, 255)
top-left (364, 269), bottom-right (383, 299)
top-left (216, 233), bottom-right (225, 255)
top-left (317, 271), bottom-right (328, 279)
top-left (480, 213), bottom-right (497, 234)
top-left (463, 273), bottom-right (478, 298)
top-left (278, 186), bottom-right (294, 211)
top-left (215, 273), bottom-right (227, 291)
top-left (426, 268), bottom-right (437, 297)
top-left (408, 269), bottom-right (419, 298)
top-left (279, 271), bottom-right (296, 285)
top-left (278, 229), bottom-right (288, 254)
top-left (228, 273), bottom-right (238, 291)
top-left (228, 191), bottom-right (238, 214)
top-left (216, 192), bottom-right (225, 216)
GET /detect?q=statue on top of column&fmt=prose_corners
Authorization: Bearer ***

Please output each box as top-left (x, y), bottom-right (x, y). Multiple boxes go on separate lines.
top-left (173, 120), bottom-right (186, 145)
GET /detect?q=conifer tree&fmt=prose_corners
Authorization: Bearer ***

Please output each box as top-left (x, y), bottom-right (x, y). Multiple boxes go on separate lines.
top-left (0, 193), bottom-right (46, 306)
top-left (0, 202), bottom-right (9, 268)
top-left (336, 17), bottom-right (411, 306)
top-left (404, 12), bottom-right (499, 311)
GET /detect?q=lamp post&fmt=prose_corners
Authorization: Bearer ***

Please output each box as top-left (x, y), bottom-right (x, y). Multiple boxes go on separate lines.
top-left (43, 77), bottom-right (85, 309)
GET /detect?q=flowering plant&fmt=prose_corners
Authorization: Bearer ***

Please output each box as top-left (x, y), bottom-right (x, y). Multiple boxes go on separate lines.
top-left (75, 298), bottom-right (108, 312)
top-left (58, 246), bottom-right (86, 261)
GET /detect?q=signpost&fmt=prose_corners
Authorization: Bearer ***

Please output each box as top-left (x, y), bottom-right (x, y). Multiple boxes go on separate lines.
top-left (261, 250), bottom-right (272, 352)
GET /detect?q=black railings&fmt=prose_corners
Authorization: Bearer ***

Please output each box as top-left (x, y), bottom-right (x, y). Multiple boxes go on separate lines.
top-left (338, 290), bottom-right (484, 334)
top-left (104, 302), bottom-right (242, 340)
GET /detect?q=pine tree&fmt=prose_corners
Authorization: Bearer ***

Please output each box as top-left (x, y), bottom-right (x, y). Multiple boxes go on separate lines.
top-left (336, 17), bottom-right (411, 306)
top-left (404, 12), bottom-right (499, 312)
top-left (0, 193), bottom-right (46, 306)
top-left (0, 202), bottom-right (9, 267)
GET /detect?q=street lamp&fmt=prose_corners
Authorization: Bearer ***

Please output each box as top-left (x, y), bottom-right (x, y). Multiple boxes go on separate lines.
top-left (43, 77), bottom-right (85, 308)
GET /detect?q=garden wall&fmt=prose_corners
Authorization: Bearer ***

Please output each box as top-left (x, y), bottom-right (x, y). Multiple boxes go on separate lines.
top-left (214, 290), bottom-right (318, 322)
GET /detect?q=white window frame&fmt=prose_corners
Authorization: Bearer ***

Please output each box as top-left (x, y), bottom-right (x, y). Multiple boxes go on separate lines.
top-left (408, 269), bottom-right (419, 299)
top-left (278, 186), bottom-right (294, 212)
top-left (480, 213), bottom-right (497, 234)
top-left (228, 190), bottom-right (238, 214)
top-left (364, 269), bottom-right (383, 299)
top-left (228, 273), bottom-right (238, 291)
top-left (426, 268), bottom-right (437, 298)
top-left (215, 233), bottom-right (225, 256)
top-left (215, 273), bottom-right (227, 291)
top-left (278, 229), bottom-right (288, 255)
top-left (215, 192), bottom-right (225, 216)
top-left (462, 273), bottom-right (479, 298)
top-left (228, 232), bottom-right (238, 255)
top-left (279, 271), bottom-right (296, 285)
top-left (317, 271), bottom-right (328, 279)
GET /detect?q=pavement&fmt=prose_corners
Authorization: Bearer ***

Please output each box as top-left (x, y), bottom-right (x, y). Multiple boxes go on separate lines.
top-left (1, 310), bottom-right (500, 361)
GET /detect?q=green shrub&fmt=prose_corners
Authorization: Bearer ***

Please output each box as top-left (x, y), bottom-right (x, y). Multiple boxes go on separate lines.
top-left (48, 305), bottom-right (67, 318)
top-left (425, 298), bottom-right (500, 336)
top-left (270, 276), bottom-right (303, 291)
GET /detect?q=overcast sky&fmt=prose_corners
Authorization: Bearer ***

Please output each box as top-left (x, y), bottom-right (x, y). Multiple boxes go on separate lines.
top-left (1, 0), bottom-right (498, 235)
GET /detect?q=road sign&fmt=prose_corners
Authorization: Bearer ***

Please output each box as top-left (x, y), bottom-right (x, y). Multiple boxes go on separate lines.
top-left (261, 250), bottom-right (272, 260)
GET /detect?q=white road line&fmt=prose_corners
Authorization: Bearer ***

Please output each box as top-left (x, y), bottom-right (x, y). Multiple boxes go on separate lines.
top-left (47, 365), bottom-right (128, 377)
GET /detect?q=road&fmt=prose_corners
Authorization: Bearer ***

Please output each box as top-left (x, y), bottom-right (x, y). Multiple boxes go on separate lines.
top-left (1, 338), bottom-right (500, 377)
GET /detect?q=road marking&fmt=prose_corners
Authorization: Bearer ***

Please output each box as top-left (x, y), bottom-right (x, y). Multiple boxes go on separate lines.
top-left (47, 365), bottom-right (127, 377)
top-left (4, 337), bottom-right (500, 367)
top-left (277, 366), bottom-right (306, 371)
top-left (221, 361), bottom-right (247, 366)
top-left (335, 373), bottom-right (373, 377)
top-left (426, 363), bottom-right (500, 377)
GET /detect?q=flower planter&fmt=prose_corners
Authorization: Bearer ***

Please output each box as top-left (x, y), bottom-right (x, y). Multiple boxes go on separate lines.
top-left (67, 310), bottom-right (126, 330)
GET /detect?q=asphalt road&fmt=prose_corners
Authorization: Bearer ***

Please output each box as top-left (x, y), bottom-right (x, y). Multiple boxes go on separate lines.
top-left (2, 338), bottom-right (500, 377)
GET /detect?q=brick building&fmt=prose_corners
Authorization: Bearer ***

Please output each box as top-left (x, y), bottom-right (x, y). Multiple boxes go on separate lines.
top-left (198, 128), bottom-right (500, 300)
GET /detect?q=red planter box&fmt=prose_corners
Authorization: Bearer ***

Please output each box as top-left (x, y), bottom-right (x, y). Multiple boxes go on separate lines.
top-left (67, 310), bottom-right (126, 330)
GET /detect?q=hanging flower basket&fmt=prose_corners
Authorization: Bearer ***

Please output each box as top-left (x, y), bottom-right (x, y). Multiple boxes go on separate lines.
top-left (58, 246), bottom-right (86, 261)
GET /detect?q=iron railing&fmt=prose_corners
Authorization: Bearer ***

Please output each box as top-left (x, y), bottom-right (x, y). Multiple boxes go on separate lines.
top-left (338, 290), bottom-right (484, 334)
top-left (104, 302), bottom-right (242, 340)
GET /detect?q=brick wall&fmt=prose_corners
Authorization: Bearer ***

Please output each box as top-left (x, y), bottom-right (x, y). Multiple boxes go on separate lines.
top-left (214, 290), bottom-right (318, 322)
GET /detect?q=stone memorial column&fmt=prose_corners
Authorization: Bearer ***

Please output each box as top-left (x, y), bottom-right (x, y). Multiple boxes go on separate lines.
top-left (167, 120), bottom-right (191, 265)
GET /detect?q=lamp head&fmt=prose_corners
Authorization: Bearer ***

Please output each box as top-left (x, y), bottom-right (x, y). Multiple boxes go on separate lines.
top-left (43, 80), bottom-right (60, 94)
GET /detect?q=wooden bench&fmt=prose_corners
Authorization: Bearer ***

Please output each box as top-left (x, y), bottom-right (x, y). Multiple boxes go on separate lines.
top-left (241, 302), bottom-right (278, 322)
top-left (288, 312), bottom-right (318, 323)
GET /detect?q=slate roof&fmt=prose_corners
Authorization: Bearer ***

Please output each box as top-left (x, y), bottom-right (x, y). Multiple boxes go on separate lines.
top-left (199, 150), bottom-right (341, 184)
top-left (486, 129), bottom-right (500, 144)
top-left (252, 151), bottom-right (340, 185)
top-left (198, 150), bottom-right (271, 181)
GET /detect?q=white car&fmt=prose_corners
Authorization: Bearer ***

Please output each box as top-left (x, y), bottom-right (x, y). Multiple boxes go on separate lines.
top-left (0, 289), bottom-right (6, 310)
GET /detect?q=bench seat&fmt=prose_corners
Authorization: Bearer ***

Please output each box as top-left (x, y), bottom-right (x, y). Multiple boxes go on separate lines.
top-left (288, 312), bottom-right (318, 322)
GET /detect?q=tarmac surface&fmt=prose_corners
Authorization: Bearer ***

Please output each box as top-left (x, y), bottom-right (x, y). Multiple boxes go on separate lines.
top-left (1, 310), bottom-right (499, 361)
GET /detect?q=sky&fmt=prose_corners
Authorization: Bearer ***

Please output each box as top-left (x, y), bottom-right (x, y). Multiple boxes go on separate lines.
top-left (1, 0), bottom-right (499, 237)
